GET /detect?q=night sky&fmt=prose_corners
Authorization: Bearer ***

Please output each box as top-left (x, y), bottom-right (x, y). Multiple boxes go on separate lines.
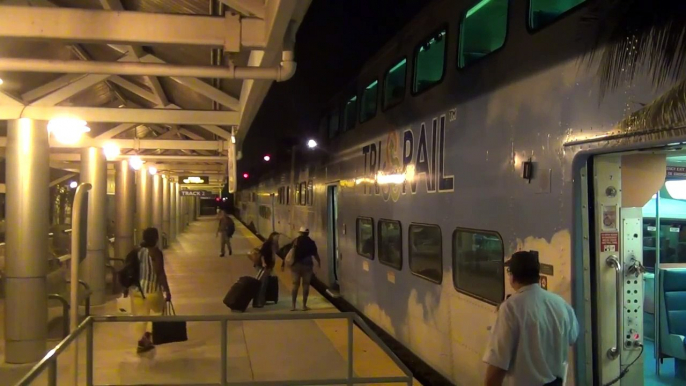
top-left (239, 0), bottom-right (435, 182)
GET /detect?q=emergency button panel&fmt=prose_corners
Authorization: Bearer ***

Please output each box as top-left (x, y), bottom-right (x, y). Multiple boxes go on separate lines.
top-left (622, 218), bottom-right (644, 350)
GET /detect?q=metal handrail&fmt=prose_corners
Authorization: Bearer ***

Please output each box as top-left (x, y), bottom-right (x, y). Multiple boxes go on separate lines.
top-left (65, 279), bottom-right (92, 316)
top-left (47, 294), bottom-right (70, 339)
top-left (15, 312), bottom-right (413, 386)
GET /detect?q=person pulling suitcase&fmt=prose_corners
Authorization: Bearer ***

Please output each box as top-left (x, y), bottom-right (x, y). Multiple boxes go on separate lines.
top-left (253, 232), bottom-right (280, 308)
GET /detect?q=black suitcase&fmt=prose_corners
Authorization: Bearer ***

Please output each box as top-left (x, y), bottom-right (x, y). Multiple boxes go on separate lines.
top-left (266, 275), bottom-right (278, 304)
top-left (224, 276), bottom-right (260, 312)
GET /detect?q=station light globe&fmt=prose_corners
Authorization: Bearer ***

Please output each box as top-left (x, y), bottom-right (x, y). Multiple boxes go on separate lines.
top-left (263, 155), bottom-right (271, 162)
top-left (69, 181), bottom-right (78, 189)
top-left (0, 78), bottom-right (4, 85)
top-left (48, 118), bottom-right (90, 145)
top-left (129, 156), bottom-right (143, 170)
top-left (148, 166), bottom-right (157, 175)
top-left (307, 139), bottom-right (317, 149)
top-left (103, 143), bottom-right (120, 161)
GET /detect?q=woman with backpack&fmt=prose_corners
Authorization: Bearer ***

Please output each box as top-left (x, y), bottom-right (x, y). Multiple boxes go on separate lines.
top-left (123, 227), bottom-right (172, 353)
top-left (253, 232), bottom-right (279, 308)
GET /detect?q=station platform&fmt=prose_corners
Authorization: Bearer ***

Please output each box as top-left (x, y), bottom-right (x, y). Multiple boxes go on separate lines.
top-left (1, 216), bottom-right (416, 385)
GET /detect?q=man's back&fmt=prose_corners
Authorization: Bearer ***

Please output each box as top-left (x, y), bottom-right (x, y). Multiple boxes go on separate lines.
top-left (295, 235), bottom-right (317, 264)
top-left (484, 284), bottom-right (578, 386)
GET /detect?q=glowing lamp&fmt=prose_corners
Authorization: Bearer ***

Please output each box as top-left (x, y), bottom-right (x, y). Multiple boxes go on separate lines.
top-left (48, 118), bottom-right (90, 145)
top-left (243, 173), bottom-right (249, 179)
top-left (666, 180), bottom-right (686, 199)
top-left (103, 143), bottom-right (120, 161)
top-left (129, 156), bottom-right (143, 171)
top-left (307, 139), bottom-right (317, 149)
top-left (69, 181), bottom-right (78, 189)
top-left (148, 166), bottom-right (157, 175)
top-left (0, 78), bottom-right (4, 85)
top-left (264, 155), bottom-right (271, 162)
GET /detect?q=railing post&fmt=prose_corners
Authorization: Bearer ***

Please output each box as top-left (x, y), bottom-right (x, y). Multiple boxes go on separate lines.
top-left (87, 321), bottom-right (94, 386)
top-left (347, 314), bottom-right (354, 386)
top-left (221, 319), bottom-right (228, 386)
top-left (48, 360), bottom-right (57, 386)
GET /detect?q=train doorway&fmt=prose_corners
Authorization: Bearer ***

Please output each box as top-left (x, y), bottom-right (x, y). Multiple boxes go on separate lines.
top-left (586, 151), bottom-right (686, 386)
top-left (327, 185), bottom-right (340, 289)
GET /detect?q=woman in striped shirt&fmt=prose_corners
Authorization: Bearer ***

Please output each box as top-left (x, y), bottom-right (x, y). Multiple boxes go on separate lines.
top-left (130, 227), bottom-right (172, 353)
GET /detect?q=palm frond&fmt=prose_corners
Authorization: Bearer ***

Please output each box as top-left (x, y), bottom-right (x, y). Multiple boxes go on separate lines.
top-left (617, 76), bottom-right (686, 132)
top-left (582, 0), bottom-right (686, 97)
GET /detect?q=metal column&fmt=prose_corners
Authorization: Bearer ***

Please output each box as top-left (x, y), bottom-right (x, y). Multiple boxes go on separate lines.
top-left (152, 174), bottom-right (163, 232)
top-left (115, 160), bottom-right (134, 260)
top-left (170, 181), bottom-right (177, 242)
top-left (136, 166), bottom-right (152, 241)
top-left (81, 147), bottom-right (107, 305)
top-left (4, 118), bottom-right (49, 364)
top-left (162, 175), bottom-right (170, 246)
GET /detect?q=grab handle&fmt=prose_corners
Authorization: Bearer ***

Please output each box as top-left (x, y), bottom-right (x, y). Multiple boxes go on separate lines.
top-left (606, 255), bottom-right (622, 360)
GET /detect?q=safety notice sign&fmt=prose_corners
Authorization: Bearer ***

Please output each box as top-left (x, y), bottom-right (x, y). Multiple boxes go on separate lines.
top-left (600, 232), bottom-right (619, 252)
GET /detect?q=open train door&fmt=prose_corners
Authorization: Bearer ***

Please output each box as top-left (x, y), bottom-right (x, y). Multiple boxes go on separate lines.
top-left (588, 153), bottom-right (666, 385)
top-left (327, 184), bottom-right (340, 290)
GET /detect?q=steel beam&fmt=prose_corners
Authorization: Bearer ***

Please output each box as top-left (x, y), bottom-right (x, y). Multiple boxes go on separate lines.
top-left (51, 153), bottom-right (227, 162)
top-left (0, 106), bottom-right (240, 125)
top-left (219, 0), bottom-right (265, 18)
top-left (109, 76), bottom-right (159, 105)
top-left (94, 123), bottom-right (138, 140)
top-left (0, 6), bottom-right (246, 50)
top-left (21, 74), bottom-right (82, 103)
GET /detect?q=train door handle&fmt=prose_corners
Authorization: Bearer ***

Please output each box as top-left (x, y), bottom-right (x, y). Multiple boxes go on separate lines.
top-left (606, 255), bottom-right (622, 360)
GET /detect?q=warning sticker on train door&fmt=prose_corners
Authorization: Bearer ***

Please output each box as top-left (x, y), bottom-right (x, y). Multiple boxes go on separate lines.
top-left (600, 232), bottom-right (619, 252)
top-left (602, 205), bottom-right (617, 230)
top-left (539, 276), bottom-right (548, 290)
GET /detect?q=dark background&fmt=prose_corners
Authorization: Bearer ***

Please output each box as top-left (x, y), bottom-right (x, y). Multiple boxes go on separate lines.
top-left (238, 0), bottom-right (435, 184)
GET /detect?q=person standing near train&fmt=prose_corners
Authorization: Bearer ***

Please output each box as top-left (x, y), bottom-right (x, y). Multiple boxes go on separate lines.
top-left (483, 251), bottom-right (579, 386)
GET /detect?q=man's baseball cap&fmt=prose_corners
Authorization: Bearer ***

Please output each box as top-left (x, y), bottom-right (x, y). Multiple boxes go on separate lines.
top-left (504, 250), bottom-right (540, 277)
top-left (299, 226), bottom-right (309, 233)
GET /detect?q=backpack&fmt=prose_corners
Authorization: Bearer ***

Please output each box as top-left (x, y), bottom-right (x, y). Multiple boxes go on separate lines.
top-left (118, 247), bottom-right (145, 297)
top-left (225, 219), bottom-right (236, 237)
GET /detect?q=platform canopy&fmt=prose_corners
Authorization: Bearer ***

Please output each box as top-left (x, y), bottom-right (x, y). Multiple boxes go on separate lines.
top-left (0, 0), bottom-right (311, 176)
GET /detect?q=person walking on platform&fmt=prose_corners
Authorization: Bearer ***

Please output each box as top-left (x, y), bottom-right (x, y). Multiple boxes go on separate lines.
top-left (483, 251), bottom-right (578, 386)
top-left (285, 227), bottom-right (321, 311)
top-left (254, 232), bottom-right (279, 308)
top-left (217, 208), bottom-right (235, 257)
top-left (126, 227), bottom-right (172, 354)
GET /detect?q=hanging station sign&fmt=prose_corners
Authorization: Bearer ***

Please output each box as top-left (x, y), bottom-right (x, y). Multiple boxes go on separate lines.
top-left (180, 176), bottom-right (209, 184)
top-left (180, 190), bottom-right (211, 197)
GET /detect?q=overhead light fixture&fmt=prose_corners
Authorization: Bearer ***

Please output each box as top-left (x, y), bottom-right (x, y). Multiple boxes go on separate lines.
top-left (148, 166), bottom-right (157, 175)
top-left (231, 135), bottom-right (236, 144)
top-left (263, 155), bottom-right (271, 162)
top-left (103, 143), bottom-right (120, 161)
top-left (69, 181), bottom-right (77, 189)
top-left (48, 118), bottom-right (90, 145)
top-left (666, 180), bottom-right (686, 199)
top-left (307, 139), bottom-right (317, 149)
top-left (0, 78), bottom-right (4, 86)
top-left (129, 156), bottom-right (143, 170)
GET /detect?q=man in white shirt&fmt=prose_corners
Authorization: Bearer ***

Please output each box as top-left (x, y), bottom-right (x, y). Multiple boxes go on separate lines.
top-left (483, 251), bottom-right (579, 386)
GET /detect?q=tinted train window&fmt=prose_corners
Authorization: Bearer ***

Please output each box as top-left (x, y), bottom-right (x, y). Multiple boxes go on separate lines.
top-left (360, 80), bottom-right (378, 123)
top-left (529, 0), bottom-right (586, 30)
top-left (413, 29), bottom-right (446, 94)
top-left (383, 58), bottom-right (406, 109)
top-left (343, 96), bottom-right (357, 131)
top-left (453, 228), bottom-right (505, 304)
top-left (378, 220), bottom-right (402, 270)
top-left (328, 109), bottom-right (340, 139)
top-left (409, 224), bottom-right (442, 283)
top-left (356, 217), bottom-right (375, 259)
top-left (458, 0), bottom-right (508, 68)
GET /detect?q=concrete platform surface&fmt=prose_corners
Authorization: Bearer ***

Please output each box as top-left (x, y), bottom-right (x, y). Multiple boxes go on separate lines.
top-left (0, 216), bottom-right (416, 386)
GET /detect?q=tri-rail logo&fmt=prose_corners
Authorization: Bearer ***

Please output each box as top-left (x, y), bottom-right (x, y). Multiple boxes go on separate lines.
top-left (360, 114), bottom-right (454, 201)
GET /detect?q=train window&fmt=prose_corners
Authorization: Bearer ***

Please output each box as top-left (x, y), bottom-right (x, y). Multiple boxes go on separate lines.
top-left (378, 220), bottom-right (402, 270)
top-left (328, 108), bottom-right (340, 139)
top-left (343, 96), bottom-right (357, 131)
top-left (408, 224), bottom-right (442, 283)
top-left (452, 228), bottom-right (505, 304)
top-left (307, 181), bottom-right (314, 206)
top-left (413, 28), bottom-right (446, 94)
top-left (458, 0), bottom-right (508, 68)
top-left (298, 182), bottom-right (307, 206)
top-left (356, 217), bottom-right (375, 259)
top-left (360, 80), bottom-right (378, 123)
top-left (383, 58), bottom-right (406, 109)
top-left (529, 0), bottom-right (587, 31)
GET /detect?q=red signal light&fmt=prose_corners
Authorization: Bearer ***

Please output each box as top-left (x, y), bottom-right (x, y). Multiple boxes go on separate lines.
top-left (243, 173), bottom-right (249, 179)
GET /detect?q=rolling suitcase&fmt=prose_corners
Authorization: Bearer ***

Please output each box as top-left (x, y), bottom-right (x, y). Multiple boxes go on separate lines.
top-left (266, 275), bottom-right (279, 304)
top-left (223, 276), bottom-right (260, 312)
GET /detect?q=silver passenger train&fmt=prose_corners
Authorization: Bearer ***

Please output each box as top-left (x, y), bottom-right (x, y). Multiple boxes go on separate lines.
top-left (238, 1), bottom-right (686, 385)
